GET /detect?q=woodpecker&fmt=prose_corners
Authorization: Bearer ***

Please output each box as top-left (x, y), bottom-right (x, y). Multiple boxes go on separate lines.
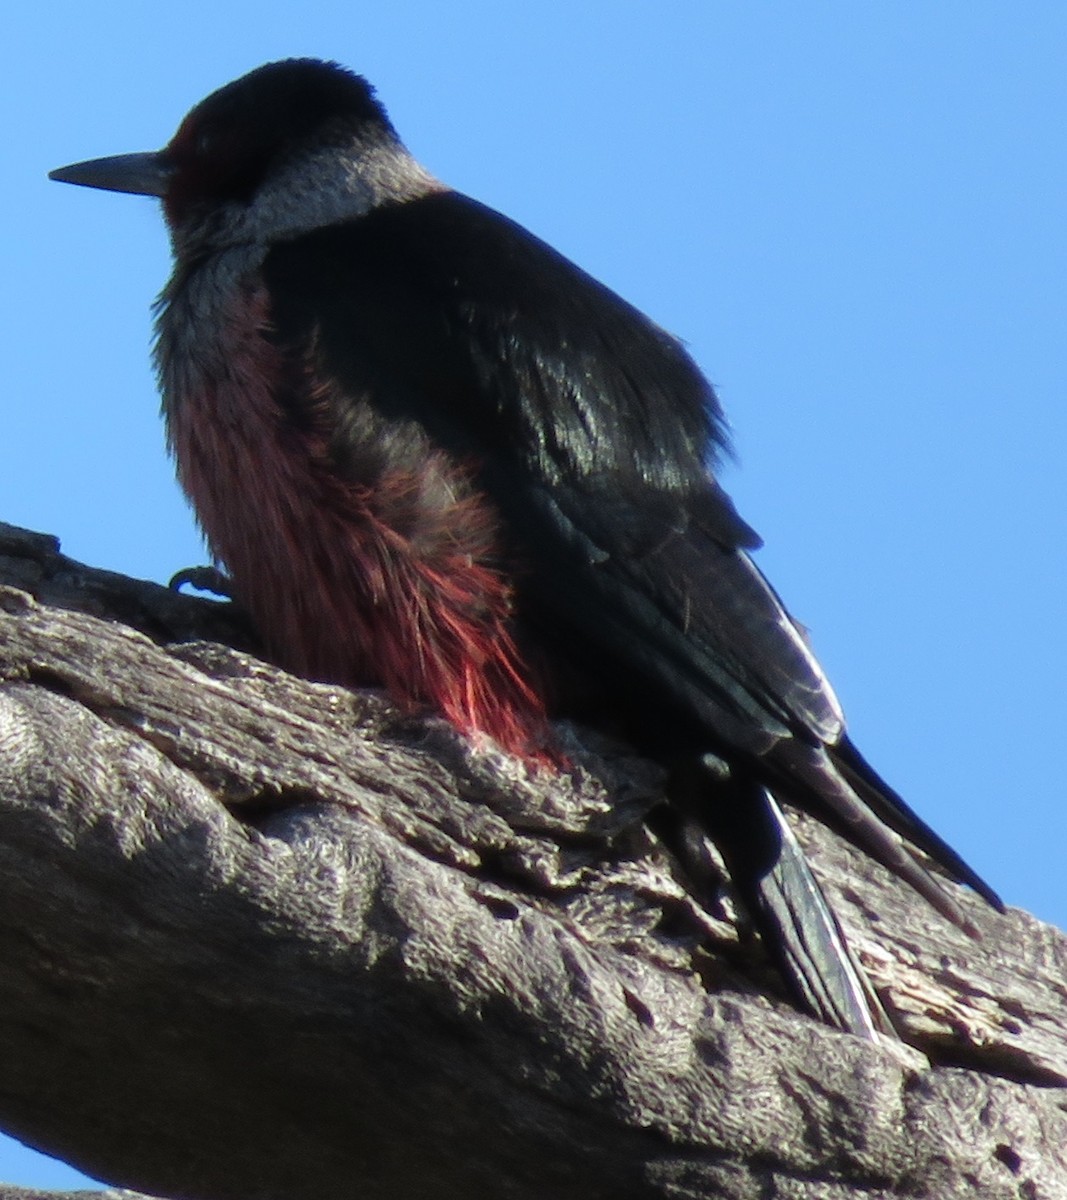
top-left (50, 59), bottom-right (1001, 1038)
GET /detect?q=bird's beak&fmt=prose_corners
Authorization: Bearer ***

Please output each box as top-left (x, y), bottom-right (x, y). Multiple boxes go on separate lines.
top-left (49, 151), bottom-right (173, 198)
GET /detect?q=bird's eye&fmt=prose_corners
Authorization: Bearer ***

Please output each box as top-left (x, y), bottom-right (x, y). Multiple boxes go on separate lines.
top-left (194, 131), bottom-right (215, 159)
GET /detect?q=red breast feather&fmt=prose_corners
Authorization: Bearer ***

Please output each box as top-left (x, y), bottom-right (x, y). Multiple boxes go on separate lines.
top-left (167, 284), bottom-right (553, 763)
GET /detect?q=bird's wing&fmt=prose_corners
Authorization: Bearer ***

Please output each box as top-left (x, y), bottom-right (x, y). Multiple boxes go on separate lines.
top-left (263, 190), bottom-right (843, 742)
top-left (511, 475), bottom-right (846, 750)
top-left (262, 190), bottom-right (998, 913)
top-left (515, 470), bottom-right (999, 906)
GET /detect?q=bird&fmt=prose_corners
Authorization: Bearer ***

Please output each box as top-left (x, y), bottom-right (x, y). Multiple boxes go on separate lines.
top-left (50, 58), bottom-right (1001, 1038)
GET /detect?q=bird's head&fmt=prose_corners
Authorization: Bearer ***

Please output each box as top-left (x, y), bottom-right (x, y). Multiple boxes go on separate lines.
top-left (50, 59), bottom-right (440, 254)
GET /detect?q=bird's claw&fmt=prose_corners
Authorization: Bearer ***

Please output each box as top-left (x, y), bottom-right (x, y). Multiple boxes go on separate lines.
top-left (169, 565), bottom-right (234, 598)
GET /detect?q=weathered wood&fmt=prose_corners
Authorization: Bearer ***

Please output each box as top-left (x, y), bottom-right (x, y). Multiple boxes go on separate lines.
top-left (0, 520), bottom-right (1064, 1200)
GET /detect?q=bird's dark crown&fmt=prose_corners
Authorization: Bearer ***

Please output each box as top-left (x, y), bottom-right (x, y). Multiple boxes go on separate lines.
top-left (163, 59), bottom-right (395, 213)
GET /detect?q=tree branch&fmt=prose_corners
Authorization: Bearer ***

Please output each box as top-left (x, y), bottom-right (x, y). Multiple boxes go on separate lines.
top-left (0, 520), bottom-right (1064, 1199)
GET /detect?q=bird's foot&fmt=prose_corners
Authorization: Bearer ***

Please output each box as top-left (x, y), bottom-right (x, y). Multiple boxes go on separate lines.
top-left (169, 565), bottom-right (233, 599)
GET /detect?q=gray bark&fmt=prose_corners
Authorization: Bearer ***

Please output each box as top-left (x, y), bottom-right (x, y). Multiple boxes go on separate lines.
top-left (0, 519), bottom-right (1064, 1200)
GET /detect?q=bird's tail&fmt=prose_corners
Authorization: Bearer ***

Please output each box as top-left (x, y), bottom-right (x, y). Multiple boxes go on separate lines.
top-left (830, 735), bottom-right (1003, 910)
top-left (768, 738), bottom-right (1003, 938)
top-left (696, 766), bottom-right (893, 1037)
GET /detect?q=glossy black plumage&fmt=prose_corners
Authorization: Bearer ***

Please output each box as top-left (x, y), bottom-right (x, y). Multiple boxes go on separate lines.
top-left (50, 59), bottom-right (1003, 1038)
top-left (265, 186), bottom-right (1001, 1009)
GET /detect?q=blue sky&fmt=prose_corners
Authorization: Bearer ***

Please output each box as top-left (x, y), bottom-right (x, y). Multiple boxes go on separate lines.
top-left (3, 2), bottom-right (1065, 1189)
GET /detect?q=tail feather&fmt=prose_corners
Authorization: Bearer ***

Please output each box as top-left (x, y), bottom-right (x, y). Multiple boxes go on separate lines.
top-left (683, 732), bottom-right (1002, 1038)
top-left (831, 736), bottom-right (1003, 911)
top-left (693, 761), bottom-right (892, 1037)
top-left (749, 788), bottom-right (893, 1036)
top-left (771, 740), bottom-right (995, 934)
